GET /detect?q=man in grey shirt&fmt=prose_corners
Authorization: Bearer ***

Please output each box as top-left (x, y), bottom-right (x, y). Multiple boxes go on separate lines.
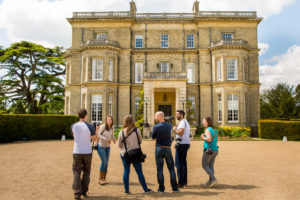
top-left (71, 109), bottom-right (98, 199)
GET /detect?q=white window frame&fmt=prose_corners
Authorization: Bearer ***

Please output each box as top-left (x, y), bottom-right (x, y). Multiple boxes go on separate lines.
top-left (217, 59), bottom-right (222, 81)
top-left (227, 59), bottom-right (237, 80)
top-left (187, 63), bottom-right (195, 83)
top-left (109, 59), bottom-right (113, 82)
top-left (187, 34), bottom-right (194, 48)
top-left (108, 95), bottom-right (113, 116)
top-left (161, 34), bottom-right (169, 48)
top-left (96, 33), bottom-right (107, 40)
top-left (135, 63), bottom-right (143, 83)
top-left (228, 94), bottom-right (239, 123)
top-left (92, 59), bottom-right (103, 81)
top-left (222, 33), bottom-right (233, 40)
top-left (218, 94), bottom-right (222, 123)
top-left (135, 35), bottom-right (143, 48)
top-left (161, 62), bottom-right (169, 72)
top-left (91, 95), bottom-right (103, 123)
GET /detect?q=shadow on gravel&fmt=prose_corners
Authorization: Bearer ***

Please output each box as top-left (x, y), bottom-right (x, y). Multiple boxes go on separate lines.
top-left (188, 184), bottom-right (258, 190)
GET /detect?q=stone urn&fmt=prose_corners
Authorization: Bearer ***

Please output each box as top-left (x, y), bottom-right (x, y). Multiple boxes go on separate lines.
top-left (190, 127), bottom-right (197, 139)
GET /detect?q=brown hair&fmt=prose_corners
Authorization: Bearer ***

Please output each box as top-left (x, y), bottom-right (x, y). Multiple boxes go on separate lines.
top-left (123, 115), bottom-right (136, 135)
top-left (78, 108), bottom-right (87, 119)
top-left (204, 117), bottom-right (213, 128)
top-left (105, 115), bottom-right (114, 131)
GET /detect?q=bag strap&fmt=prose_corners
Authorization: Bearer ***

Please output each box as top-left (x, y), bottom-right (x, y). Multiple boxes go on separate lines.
top-left (208, 129), bottom-right (217, 148)
top-left (122, 130), bottom-right (128, 153)
top-left (133, 128), bottom-right (141, 148)
top-left (122, 127), bottom-right (139, 152)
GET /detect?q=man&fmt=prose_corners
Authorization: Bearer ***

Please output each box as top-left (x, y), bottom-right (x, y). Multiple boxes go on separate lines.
top-left (172, 110), bottom-right (191, 188)
top-left (71, 109), bottom-right (99, 200)
top-left (152, 111), bottom-right (179, 193)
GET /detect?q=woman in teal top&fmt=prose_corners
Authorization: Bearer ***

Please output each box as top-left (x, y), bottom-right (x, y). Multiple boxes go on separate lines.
top-left (201, 117), bottom-right (218, 188)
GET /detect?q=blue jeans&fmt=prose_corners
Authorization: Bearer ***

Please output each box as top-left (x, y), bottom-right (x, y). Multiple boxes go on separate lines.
top-left (155, 146), bottom-right (178, 192)
top-left (97, 146), bottom-right (110, 172)
top-left (175, 144), bottom-right (190, 186)
top-left (120, 155), bottom-right (149, 192)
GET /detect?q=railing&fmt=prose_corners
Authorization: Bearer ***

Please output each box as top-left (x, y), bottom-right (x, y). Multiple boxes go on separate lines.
top-left (144, 72), bottom-right (187, 79)
top-left (72, 11), bottom-right (257, 19)
top-left (83, 39), bottom-right (120, 47)
top-left (73, 11), bottom-right (131, 18)
top-left (210, 39), bottom-right (248, 47)
top-left (198, 11), bottom-right (256, 18)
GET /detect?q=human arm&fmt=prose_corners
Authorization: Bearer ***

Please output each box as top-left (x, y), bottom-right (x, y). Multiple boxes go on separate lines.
top-left (152, 126), bottom-right (157, 139)
top-left (118, 129), bottom-right (123, 149)
top-left (173, 120), bottom-right (185, 137)
top-left (201, 129), bottom-right (212, 142)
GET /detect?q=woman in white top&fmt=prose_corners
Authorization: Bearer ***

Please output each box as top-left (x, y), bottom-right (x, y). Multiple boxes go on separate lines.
top-left (97, 115), bottom-right (116, 185)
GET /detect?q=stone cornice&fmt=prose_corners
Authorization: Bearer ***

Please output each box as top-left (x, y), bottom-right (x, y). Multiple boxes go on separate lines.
top-left (132, 48), bottom-right (198, 54)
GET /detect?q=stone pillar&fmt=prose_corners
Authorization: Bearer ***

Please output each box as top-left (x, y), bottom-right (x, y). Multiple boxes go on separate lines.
top-left (193, 0), bottom-right (199, 15)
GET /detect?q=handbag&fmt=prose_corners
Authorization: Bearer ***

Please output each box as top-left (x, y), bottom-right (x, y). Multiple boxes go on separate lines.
top-left (92, 126), bottom-right (105, 151)
top-left (122, 128), bottom-right (146, 164)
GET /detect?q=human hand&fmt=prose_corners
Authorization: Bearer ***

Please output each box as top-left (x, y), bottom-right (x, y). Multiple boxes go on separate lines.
top-left (172, 126), bottom-right (177, 132)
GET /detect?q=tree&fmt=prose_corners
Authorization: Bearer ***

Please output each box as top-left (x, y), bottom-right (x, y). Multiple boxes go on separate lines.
top-left (186, 99), bottom-right (196, 126)
top-left (135, 89), bottom-right (144, 131)
top-left (260, 83), bottom-right (298, 119)
top-left (0, 41), bottom-right (65, 114)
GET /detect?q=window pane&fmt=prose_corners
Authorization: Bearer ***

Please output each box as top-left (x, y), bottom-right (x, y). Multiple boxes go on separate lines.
top-left (187, 34), bottom-right (194, 48)
top-left (187, 63), bottom-right (195, 83)
top-left (217, 59), bottom-right (222, 81)
top-left (92, 95), bottom-right (102, 122)
top-left (222, 33), bottom-right (233, 40)
top-left (135, 63), bottom-right (143, 83)
top-left (135, 35), bottom-right (143, 48)
top-left (161, 34), bottom-right (168, 48)
top-left (227, 59), bottom-right (237, 80)
top-left (109, 60), bottom-right (113, 81)
top-left (227, 93), bottom-right (239, 122)
top-left (97, 33), bottom-right (106, 40)
top-left (161, 63), bottom-right (169, 72)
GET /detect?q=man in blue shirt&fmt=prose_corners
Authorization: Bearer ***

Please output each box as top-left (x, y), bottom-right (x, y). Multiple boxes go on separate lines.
top-left (152, 111), bottom-right (179, 193)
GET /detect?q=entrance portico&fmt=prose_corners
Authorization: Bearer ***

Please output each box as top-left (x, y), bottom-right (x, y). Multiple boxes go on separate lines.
top-left (143, 73), bottom-right (187, 126)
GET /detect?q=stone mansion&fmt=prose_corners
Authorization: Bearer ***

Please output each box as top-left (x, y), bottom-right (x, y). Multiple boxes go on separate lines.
top-left (64, 1), bottom-right (262, 128)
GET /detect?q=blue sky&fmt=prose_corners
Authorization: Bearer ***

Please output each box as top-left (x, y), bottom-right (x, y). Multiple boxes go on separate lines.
top-left (0, 0), bottom-right (300, 90)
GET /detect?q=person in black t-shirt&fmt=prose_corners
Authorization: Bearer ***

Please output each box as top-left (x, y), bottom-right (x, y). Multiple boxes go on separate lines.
top-left (152, 111), bottom-right (179, 193)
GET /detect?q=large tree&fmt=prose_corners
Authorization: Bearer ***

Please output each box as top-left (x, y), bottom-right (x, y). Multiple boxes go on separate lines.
top-left (0, 41), bottom-right (65, 114)
top-left (260, 83), bottom-right (298, 119)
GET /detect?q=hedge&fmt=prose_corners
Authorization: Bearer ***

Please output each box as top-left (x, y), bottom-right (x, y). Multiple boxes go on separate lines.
top-left (258, 120), bottom-right (300, 141)
top-left (0, 114), bottom-right (78, 143)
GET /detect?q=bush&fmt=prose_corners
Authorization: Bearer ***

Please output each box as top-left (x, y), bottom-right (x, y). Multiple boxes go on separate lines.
top-left (195, 126), bottom-right (251, 138)
top-left (0, 114), bottom-right (78, 143)
top-left (258, 120), bottom-right (300, 141)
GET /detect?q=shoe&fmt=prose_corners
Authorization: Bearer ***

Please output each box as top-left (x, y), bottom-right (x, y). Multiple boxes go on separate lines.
top-left (99, 171), bottom-right (105, 185)
top-left (178, 184), bottom-right (184, 188)
top-left (203, 181), bottom-right (210, 187)
top-left (125, 191), bottom-right (131, 194)
top-left (172, 189), bottom-right (180, 193)
top-left (209, 179), bottom-right (218, 188)
top-left (145, 188), bottom-right (153, 193)
top-left (74, 193), bottom-right (81, 200)
top-left (103, 171), bottom-right (108, 184)
top-left (82, 193), bottom-right (88, 199)
top-left (157, 189), bottom-right (164, 193)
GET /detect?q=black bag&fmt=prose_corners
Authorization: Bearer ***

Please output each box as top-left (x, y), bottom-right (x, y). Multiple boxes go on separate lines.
top-left (122, 128), bottom-right (146, 164)
top-left (204, 129), bottom-right (217, 154)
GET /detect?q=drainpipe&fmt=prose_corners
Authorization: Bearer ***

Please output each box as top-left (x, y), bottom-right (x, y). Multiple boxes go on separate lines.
top-left (130, 28), bottom-right (132, 115)
top-left (197, 31), bottom-right (201, 124)
top-left (209, 27), bottom-right (213, 120)
top-left (116, 56), bottom-right (120, 127)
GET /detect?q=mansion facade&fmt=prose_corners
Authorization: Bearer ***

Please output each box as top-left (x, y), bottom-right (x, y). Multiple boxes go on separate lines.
top-left (65, 1), bottom-right (262, 128)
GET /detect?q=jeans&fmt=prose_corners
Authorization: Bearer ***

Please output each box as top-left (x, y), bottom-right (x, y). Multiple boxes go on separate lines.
top-left (97, 145), bottom-right (110, 172)
top-left (155, 146), bottom-right (178, 192)
top-left (72, 153), bottom-right (92, 195)
top-left (202, 150), bottom-right (218, 182)
top-left (175, 144), bottom-right (190, 186)
top-left (120, 155), bottom-right (149, 192)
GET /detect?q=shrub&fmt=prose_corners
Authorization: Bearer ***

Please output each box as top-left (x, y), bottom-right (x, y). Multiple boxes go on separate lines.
top-left (0, 114), bottom-right (78, 143)
top-left (258, 120), bottom-right (300, 141)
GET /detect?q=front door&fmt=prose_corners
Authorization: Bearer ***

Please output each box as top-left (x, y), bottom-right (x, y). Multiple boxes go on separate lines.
top-left (158, 105), bottom-right (172, 117)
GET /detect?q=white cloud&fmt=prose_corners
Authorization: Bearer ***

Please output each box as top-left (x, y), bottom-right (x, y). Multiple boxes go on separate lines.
top-left (0, 0), bottom-right (296, 48)
top-left (260, 45), bottom-right (300, 90)
top-left (258, 43), bottom-right (270, 56)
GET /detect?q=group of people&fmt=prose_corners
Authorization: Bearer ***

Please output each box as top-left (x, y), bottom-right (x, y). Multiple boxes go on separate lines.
top-left (71, 108), bottom-right (219, 199)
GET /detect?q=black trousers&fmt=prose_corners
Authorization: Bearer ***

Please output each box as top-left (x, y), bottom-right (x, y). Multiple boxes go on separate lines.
top-left (72, 153), bottom-right (92, 195)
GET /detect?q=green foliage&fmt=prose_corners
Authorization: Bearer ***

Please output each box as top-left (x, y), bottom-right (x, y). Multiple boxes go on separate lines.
top-left (0, 114), bottom-right (78, 143)
top-left (258, 120), bottom-right (300, 141)
top-left (195, 126), bottom-right (251, 138)
top-left (186, 99), bottom-right (196, 126)
top-left (135, 89), bottom-right (144, 133)
top-left (260, 83), bottom-right (299, 119)
top-left (0, 41), bottom-right (65, 114)
top-left (114, 127), bottom-right (122, 139)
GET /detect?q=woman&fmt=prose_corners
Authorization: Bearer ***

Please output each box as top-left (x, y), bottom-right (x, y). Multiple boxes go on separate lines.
top-left (97, 115), bottom-right (116, 185)
top-left (201, 117), bottom-right (219, 187)
top-left (118, 115), bottom-right (152, 194)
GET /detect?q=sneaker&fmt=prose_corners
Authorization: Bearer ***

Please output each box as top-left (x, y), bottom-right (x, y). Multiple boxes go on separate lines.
top-left (74, 193), bottom-right (81, 200)
top-left (125, 191), bottom-right (131, 194)
top-left (145, 189), bottom-right (153, 193)
top-left (172, 189), bottom-right (180, 193)
top-left (203, 181), bottom-right (210, 187)
top-left (157, 189), bottom-right (164, 193)
top-left (209, 179), bottom-right (218, 188)
top-left (82, 192), bottom-right (88, 199)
